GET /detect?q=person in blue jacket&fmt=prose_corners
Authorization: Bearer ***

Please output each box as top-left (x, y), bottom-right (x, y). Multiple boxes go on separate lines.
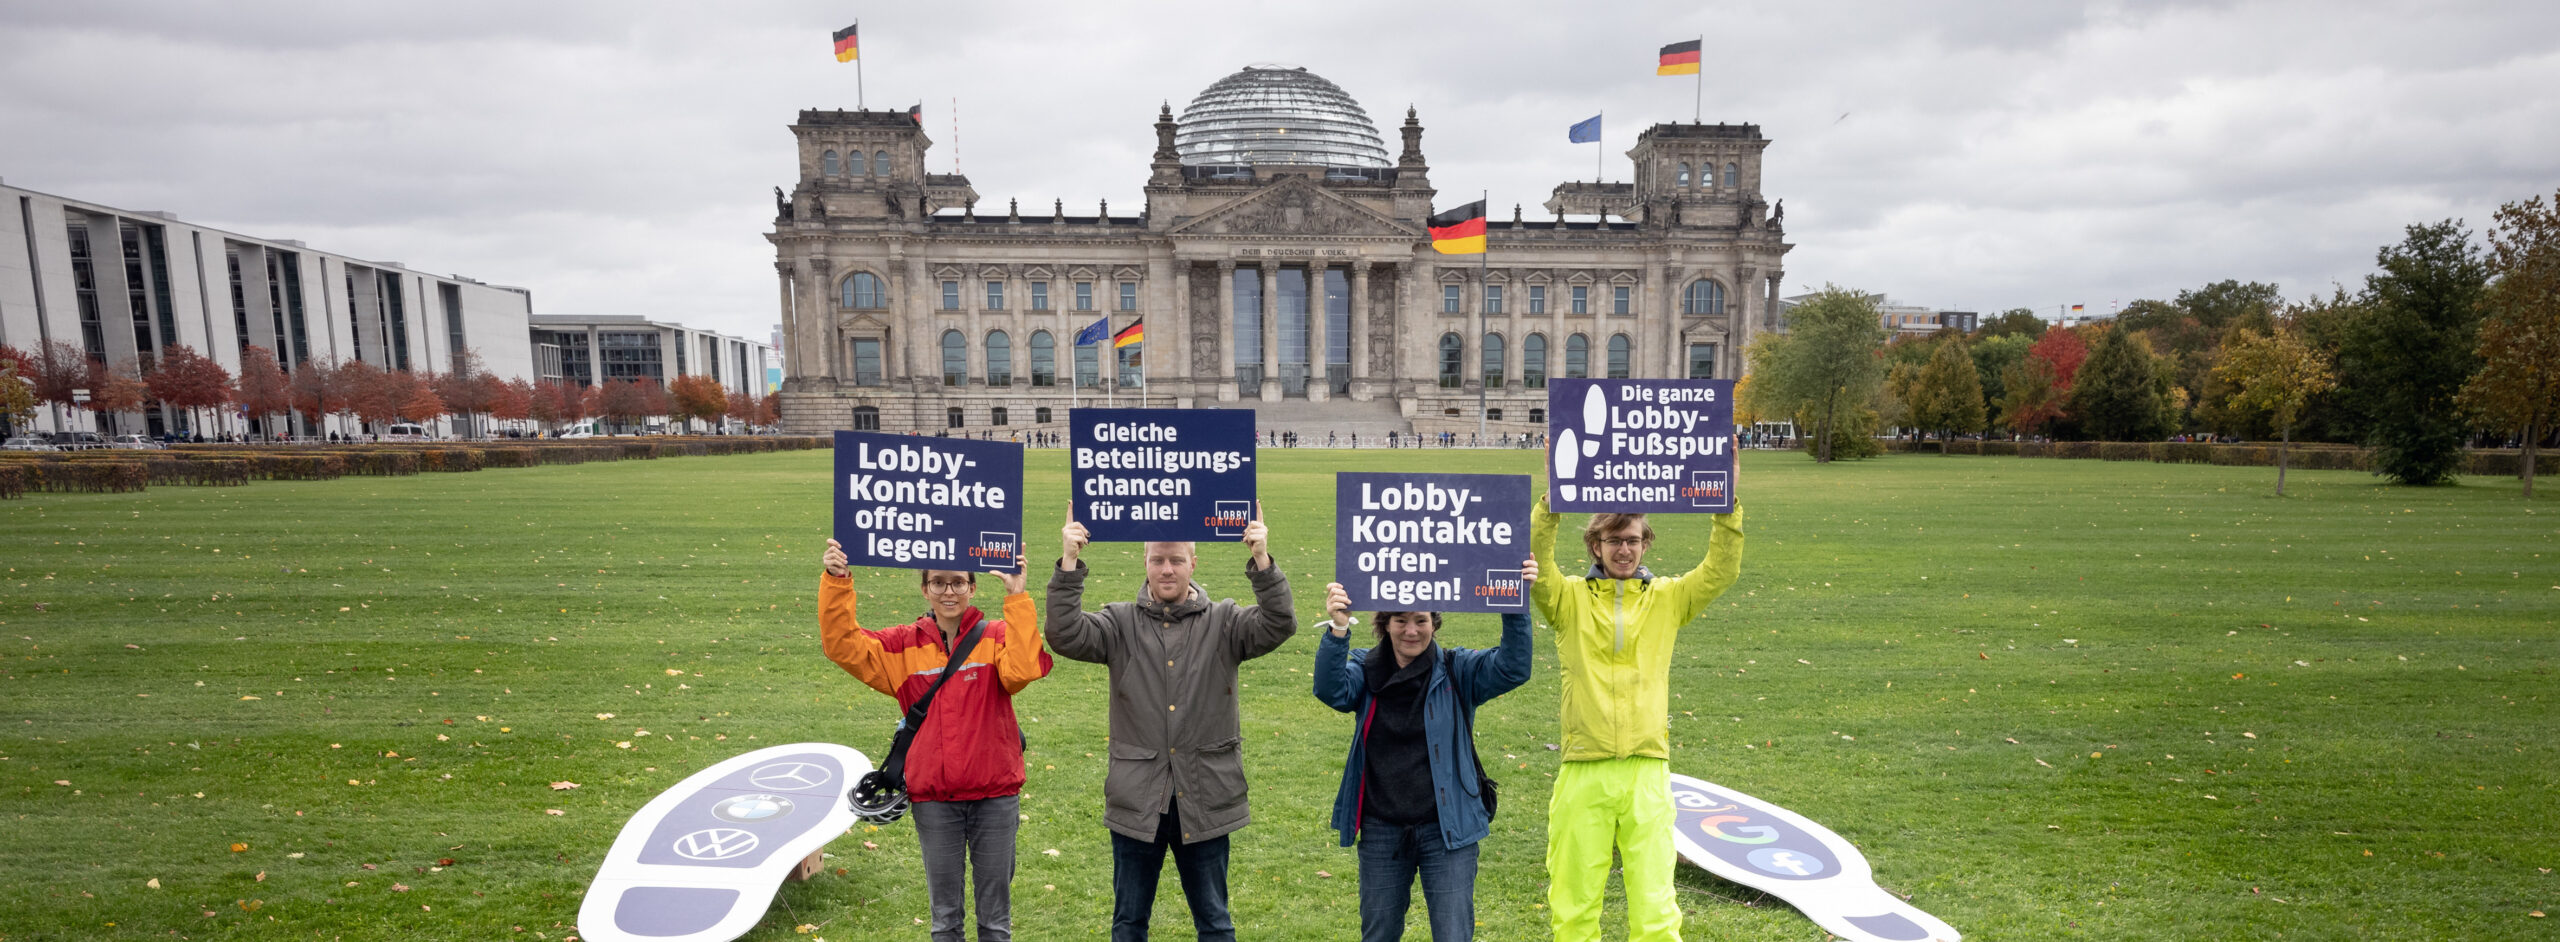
top-left (1312, 560), bottom-right (1537, 942)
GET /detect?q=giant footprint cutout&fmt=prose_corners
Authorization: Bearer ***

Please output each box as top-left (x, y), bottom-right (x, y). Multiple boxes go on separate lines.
top-left (1669, 772), bottom-right (1961, 942)
top-left (580, 743), bottom-right (872, 942)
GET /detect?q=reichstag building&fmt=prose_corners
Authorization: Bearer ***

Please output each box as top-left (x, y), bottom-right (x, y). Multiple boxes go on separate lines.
top-left (770, 64), bottom-right (1791, 437)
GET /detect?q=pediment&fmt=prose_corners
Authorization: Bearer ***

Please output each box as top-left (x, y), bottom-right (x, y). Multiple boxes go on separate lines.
top-left (931, 265), bottom-right (966, 280)
top-left (1067, 266), bottom-right (1099, 281)
top-left (1112, 265), bottom-right (1143, 281)
top-left (1169, 176), bottom-right (1420, 238)
top-left (1608, 271), bottom-right (1639, 285)
top-left (1566, 270), bottom-right (1596, 285)
top-left (1022, 265), bottom-right (1056, 280)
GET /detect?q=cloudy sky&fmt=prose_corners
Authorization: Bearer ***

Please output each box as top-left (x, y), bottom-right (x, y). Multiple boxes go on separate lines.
top-left (4, 0), bottom-right (2554, 340)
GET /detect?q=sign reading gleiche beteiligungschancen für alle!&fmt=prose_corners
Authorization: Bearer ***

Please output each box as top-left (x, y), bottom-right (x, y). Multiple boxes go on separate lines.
top-left (1335, 472), bottom-right (1531, 613)
top-left (1069, 408), bottom-right (1257, 543)
top-left (1546, 378), bottom-right (1737, 514)
top-left (832, 431), bottom-right (1023, 571)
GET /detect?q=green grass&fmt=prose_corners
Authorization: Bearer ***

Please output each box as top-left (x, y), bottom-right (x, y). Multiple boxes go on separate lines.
top-left (0, 449), bottom-right (2552, 941)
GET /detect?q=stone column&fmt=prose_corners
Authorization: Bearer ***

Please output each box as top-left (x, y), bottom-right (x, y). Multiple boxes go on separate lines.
top-left (1664, 266), bottom-right (1688, 379)
top-left (1009, 270), bottom-right (1027, 393)
top-left (1350, 261), bottom-right (1373, 400)
top-left (1400, 258), bottom-right (1432, 396)
top-left (901, 255), bottom-right (930, 387)
top-left (1306, 262), bottom-right (1330, 402)
top-left (1639, 263), bottom-right (1665, 379)
top-left (774, 261), bottom-right (800, 385)
top-left (1504, 271), bottom-right (1525, 389)
top-left (1549, 269), bottom-right (1568, 383)
top-left (963, 266), bottom-right (987, 389)
top-left (1259, 261), bottom-right (1280, 401)
top-left (1216, 260), bottom-right (1238, 402)
top-left (1169, 260), bottom-right (1192, 396)
top-left (1461, 271), bottom-right (1481, 390)
top-left (803, 258), bottom-right (835, 387)
top-left (1732, 265), bottom-right (1758, 381)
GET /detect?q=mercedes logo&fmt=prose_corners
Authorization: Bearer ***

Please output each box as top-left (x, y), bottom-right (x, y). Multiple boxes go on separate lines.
top-left (748, 761), bottom-right (832, 790)
top-left (671, 827), bottom-right (760, 861)
top-left (712, 793), bottom-right (796, 823)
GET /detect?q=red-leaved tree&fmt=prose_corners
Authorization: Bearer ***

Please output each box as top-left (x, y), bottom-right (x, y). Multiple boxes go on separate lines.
top-left (431, 349), bottom-right (495, 438)
top-left (339, 360), bottom-right (398, 434)
top-left (148, 344), bottom-right (234, 438)
top-left (236, 346), bottom-right (293, 438)
top-left (597, 379), bottom-right (648, 431)
top-left (289, 355), bottom-right (344, 439)
top-left (29, 340), bottom-right (95, 430)
top-left (490, 377), bottom-right (533, 431)
top-left (394, 370), bottom-right (446, 426)
top-left (89, 357), bottom-right (150, 435)
top-left (669, 374), bottom-right (727, 432)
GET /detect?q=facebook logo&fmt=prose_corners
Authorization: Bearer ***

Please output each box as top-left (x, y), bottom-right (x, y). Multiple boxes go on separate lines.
top-left (1748, 847), bottom-right (1826, 877)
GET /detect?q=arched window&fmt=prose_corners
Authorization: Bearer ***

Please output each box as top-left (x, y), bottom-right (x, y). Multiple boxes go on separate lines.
top-left (1438, 333), bottom-right (1463, 388)
top-left (1676, 162), bottom-right (1691, 187)
top-left (848, 150), bottom-right (868, 176)
top-left (1724, 162), bottom-right (1739, 187)
top-left (1566, 333), bottom-right (1590, 379)
top-left (822, 149), bottom-right (839, 176)
top-left (1482, 332), bottom-right (1506, 388)
top-left (941, 330), bottom-right (966, 387)
top-left (1074, 344), bottom-right (1100, 388)
top-left (985, 330), bottom-right (1012, 387)
top-left (1607, 334), bottom-right (1632, 379)
top-left (874, 151), bottom-right (890, 176)
top-left (1029, 330), bottom-right (1056, 387)
top-left (1523, 333), bottom-right (1548, 389)
top-left (844, 271), bottom-right (885, 309)
top-left (1683, 279), bottom-right (1725, 316)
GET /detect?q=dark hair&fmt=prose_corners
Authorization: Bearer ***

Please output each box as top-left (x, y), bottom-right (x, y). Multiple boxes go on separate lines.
top-left (1370, 610), bottom-right (1443, 647)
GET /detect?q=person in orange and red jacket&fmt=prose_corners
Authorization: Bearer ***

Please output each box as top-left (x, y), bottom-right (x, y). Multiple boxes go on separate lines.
top-left (822, 539), bottom-right (1052, 942)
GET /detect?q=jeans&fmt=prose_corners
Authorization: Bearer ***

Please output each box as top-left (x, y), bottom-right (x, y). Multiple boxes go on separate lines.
top-left (911, 795), bottom-right (1021, 942)
top-left (1109, 804), bottom-right (1233, 942)
top-left (1357, 819), bottom-right (1480, 942)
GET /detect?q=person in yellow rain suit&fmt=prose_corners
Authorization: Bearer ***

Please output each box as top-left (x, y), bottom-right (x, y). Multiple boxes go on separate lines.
top-left (1529, 490), bottom-right (1742, 942)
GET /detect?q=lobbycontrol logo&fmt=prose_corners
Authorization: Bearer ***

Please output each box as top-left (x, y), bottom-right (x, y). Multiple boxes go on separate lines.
top-left (1208, 501), bottom-right (1252, 537)
top-left (971, 532), bottom-right (1019, 571)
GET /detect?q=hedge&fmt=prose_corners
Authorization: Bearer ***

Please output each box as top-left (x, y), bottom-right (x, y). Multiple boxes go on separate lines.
top-left (0, 465), bottom-right (23, 500)
top-left (145, 457), bottom-right (248, 487)
top-left (2465, 450), bottom-right (2560, 477)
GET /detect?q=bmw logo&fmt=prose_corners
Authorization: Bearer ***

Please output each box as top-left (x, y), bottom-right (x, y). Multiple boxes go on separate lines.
top-left (712, 793), bottom-right (796, 823)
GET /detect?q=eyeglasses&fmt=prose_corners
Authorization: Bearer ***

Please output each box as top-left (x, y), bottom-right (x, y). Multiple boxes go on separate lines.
top-left (1597, 537), bottom-right (1650, 550)
top-left (924, 579), bottom-right (974, 594)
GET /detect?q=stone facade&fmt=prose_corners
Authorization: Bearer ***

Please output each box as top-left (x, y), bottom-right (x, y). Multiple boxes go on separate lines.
top-left (770, 89), bottom-right (1791, 438)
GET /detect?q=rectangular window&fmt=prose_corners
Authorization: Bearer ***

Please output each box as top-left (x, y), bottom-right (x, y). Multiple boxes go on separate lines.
top-left (1571, 285), bottom-right (1589, 314)
top-left (1075, 281), bottom-right (1093, 311)
top-left (1233, 269), bottom-right (1263, 389)
top-left (1613, 285), bottom-right (1631, 315)
top-left (440, 283), bottom-right (466, 371)
top-left (947, 407), bottom-right (965, 429)
top-left (1031, 282), bottom-right (1050, 311)
top-left (991, 406), bottom-right (1009, 426)
top-left (1529, 285), bottom-right (1545, 314)
top-left (942, 280), bottom-right (960, 310)
top-left (1485, 285), bottom-right (1504, 315)
top-left (1688, 342), bottom-right (1718, 379)
top-left (1442, 284), bottom-right (1461, 314)
top-left (852, 338), bottom-right (883, 386)
top-left (986, 281), bottom-right (1004, 309)
top-left (1075, 344), bottom-right (1101, 389)
top-left (1119, 281), bottom-right (1138, 311)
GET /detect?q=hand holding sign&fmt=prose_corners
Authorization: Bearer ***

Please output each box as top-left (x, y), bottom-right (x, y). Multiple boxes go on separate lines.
top-left (995, 558), bottom-right (1029, 596)
top-left (823, 539), bottom-right (850, 578)
top-left (1323, 582), bottom-right (1352, 631)
top-left (1060, 519), bottom-right (1090, 570)
top-left (1519, 557), bottom-right (1539, 585)
top-left (1242, 500), bottom-right (1270, 570)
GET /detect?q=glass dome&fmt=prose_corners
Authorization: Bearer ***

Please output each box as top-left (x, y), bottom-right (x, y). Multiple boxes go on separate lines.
top-left (1175, 64), bottom-right (1392, 169)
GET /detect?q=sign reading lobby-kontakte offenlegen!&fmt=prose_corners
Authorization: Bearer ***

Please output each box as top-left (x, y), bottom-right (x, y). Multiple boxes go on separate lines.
top-left (1546, 378), bottom-right (1737, 514)
top-left (1335, 472), bottom-right (1531, 613)
top-left (832, 431), bottom-right (1023, 571)
top-left (1069, 408), bottom-right (1257, 543)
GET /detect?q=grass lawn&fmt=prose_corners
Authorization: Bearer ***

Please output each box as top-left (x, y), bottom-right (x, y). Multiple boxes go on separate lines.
top-left (1, 447), bottom-right (2552, 941)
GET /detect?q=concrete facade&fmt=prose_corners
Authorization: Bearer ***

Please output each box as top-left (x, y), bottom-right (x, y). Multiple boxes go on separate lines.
top-left (528, 313), bottom-right (772, 395)
top-left (769, 68), bottom-right (1792, 438)
top-left (2, 179), bottom-right (534, 437)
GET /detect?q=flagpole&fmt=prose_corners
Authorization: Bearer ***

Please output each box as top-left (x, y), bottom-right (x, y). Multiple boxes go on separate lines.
top-left (1476, 189), bottom-right (1489, 446)
top-left (855, 20), bottom-right (865, 109)
top-left (1693, 34), bottom-right (1703, 123)
top-left (1594, 110), bottom-right (1604, 198)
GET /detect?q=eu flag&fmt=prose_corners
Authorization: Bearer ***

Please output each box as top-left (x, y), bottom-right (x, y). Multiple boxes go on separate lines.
top-left (1568, 114), bottom-right (1602, 143)
top-left (1073, 316), bottom-right (1111, 346)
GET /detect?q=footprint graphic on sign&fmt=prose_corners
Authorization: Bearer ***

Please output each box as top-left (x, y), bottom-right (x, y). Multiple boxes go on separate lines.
top-left (1581, 386), bottom-right (1608, 457)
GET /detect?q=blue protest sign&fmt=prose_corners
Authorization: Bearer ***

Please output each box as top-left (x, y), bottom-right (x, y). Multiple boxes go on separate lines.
top-left (1069, 408), bottom-right (1257, 542)
top-left (1546, 378), bottom-right (1736, 513)
top-left (1335, 472), bottom-right (1531, 614)
top-left (832, 431), bottom-right (1023, 572)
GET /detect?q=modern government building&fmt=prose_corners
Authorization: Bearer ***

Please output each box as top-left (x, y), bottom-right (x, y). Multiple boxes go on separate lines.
top-left (770, 64), bottom-right (1794, 437)
top-left (2, 178), bottom-right (770, 438)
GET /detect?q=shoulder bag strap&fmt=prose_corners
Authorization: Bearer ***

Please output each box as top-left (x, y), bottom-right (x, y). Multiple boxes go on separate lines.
top-left (880, 619), bottom-right (989, 782)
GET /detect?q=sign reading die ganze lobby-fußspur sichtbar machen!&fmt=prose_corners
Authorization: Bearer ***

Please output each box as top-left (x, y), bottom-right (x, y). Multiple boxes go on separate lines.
top-left (1546, 378), bottom-right (1737, 514)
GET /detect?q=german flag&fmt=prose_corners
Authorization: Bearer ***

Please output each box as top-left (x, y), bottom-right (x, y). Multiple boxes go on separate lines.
top-left (1112, 319), bottom-right (1145, 348)
top-left (1657, 39), bottom-right (1700, 75)
top-left (1428, 200), bottom-right (1487, 255)
top-left (907, 103), bottom-right (922, 124)
top-left (832, 24), bottom-right (858, 63)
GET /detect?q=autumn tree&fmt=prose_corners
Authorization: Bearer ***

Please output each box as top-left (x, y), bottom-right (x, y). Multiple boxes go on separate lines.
top-left (89, 358), bottom-right (150, 435)
top-left (1911, 338), bottom-right (1987, 449)
top-left (2460, 189), bottom-right (2560, 497)
top-left (1975, 308), bottom-right (2047, 340)
top-left (636, 378), bottom-right (671, 425)
top-left (2216, 325), bottom-right (2337, 495)
top-left (2069, 327), bottom-right (2177, 441)
top-left (236, 345), bottom-right (292, 438)
top-left (1748, 286), bottom-right (1887, 462)
top-left (489, 377), bottom-right (534, 431)
top-left (0, 344), bottom-right (36, 436)
top-left (431, 350), bottom-right (495, 438)
top-left (2338, 220), bottom-right (2490, 485)
top-left (725, 389), bottom-right (756, 429)
top-left (597, 378), bottom-right (649, 432)
top-left (28, 340), bottom-right (94, 430)
top-left (393, 371), bottom-right (446, 427)
top-left (289, 356), bottom-right (344, 439)
top-left (338, 360), bottom-right (399, 435)
top-left (756, 393), bottom-right (781, 426)
top-left (528, 380), bottom-right (569, 433)
top-left (669, 374), bottom-right (728, 432)
top-left (1969, 333), bottom-right (2032, 430)
top-left (147, 344), bottom-right (234, 438)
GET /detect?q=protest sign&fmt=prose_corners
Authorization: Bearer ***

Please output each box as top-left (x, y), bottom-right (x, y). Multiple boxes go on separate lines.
top-left (1335, 472), bottom-right (1531, 613)
top-left (832, 431), bottom-right (1023, 572)
top-left (1069, 408), bottom-right (1257, 542)
top-left (1545, 378), bottom-right (1736, 513)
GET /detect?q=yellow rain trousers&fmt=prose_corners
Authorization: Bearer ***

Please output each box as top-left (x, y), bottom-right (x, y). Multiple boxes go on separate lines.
top-left (1548, 756), bottom-right (1679, 941)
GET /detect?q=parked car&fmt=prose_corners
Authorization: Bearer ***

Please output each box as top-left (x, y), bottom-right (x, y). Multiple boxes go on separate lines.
top-left (45, 431), bottom-right (106, 450)
top-left (558, 430), bottom-right (596, 440)
top-left (383, 423), bottom-right (430, 442)
top-left (3, 436), bottom-right (58, 452)
top-left (108, 434), bottom-right (166, 450)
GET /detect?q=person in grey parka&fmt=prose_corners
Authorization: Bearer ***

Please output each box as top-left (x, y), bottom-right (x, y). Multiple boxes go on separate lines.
top-left (1046, 503), bottom-right (1294, 942)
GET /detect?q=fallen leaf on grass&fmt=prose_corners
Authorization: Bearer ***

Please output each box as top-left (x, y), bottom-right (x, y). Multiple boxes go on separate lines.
top-left (2004, 738), bottom-right (2020, 744)
top-left (438, 858), bottom-right (456, 866)
top-left (665, 669), bottom-right (684, 676)
top-left (1043, 848), bottom-right (1061, 857)
top-left (550, 781), bottom-right (580, 791)
top-left (255, 871), bottom-right (265, 882)
top-left (392, 883), bottom-right (410, 892)
top-left (1316, 870), bottom-right (1334, 878)
top-left (2034, 758), bottom-right (2052, 768)
top-left (237, 899), bottom-right (262, 912)
top-left (1978, 652), bottom-right (1990, 660)
top-left (544, 809), bottom-right (565, 816)
top-left (146, 878), bottom-right (160, 889)
top-left (230, 843), bottom-right (248, 853)
top-left (863, 841), bottom-right (879, 849)
top-left (2242, 732), bottom-right (2258, 739)
top-left (615, 741), bottom-right (633, 749)
top-left (595, 713), bottom-right (615, 720)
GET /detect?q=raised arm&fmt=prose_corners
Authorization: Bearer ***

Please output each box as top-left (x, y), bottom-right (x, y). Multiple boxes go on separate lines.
top-left (1528, 489), bottom-right (1578, 629)
top-left (1311, 582), bottom-right (1365, 712)
top-left (1666, 503), bottom-right (1746, 622)
top-left (1044, 519), bottom-right (1116, 663)
top-left (992, 560), bottom-right (1053, 694)
top-left (818, 540), bottom-right (898, 697)
top-left (1456, 558), bottom-right (1538, 704)
top-left (1229, 502), bottom-right (1297, 661)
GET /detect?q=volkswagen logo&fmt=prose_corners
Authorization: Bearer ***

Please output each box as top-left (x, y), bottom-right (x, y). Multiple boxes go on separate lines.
top-left (671, 827), bottom-right (760, 861)
top-left (748, 760), bottom-right (832, 790)
top-left (712, 793), bottom-right (795, 823)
